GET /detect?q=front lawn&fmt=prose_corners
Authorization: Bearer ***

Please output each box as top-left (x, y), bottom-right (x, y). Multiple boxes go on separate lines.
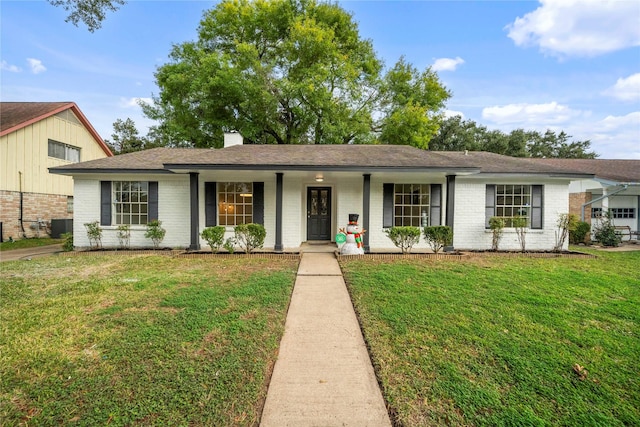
top-left (0, 255), bottom-right (298, 426)
top-left (340, 249), bottom-right (640, 426)
top-left (0, 237), bottom-right (63, 251)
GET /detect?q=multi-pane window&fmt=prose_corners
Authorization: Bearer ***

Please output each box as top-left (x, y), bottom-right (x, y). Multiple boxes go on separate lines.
top-left (219, 182), bottom-right (253, 226)
top-left (495, 185), bottom-right (531, 227)
top-left (611, 208), bottom-right (636, 219)
top-left (394, 184), bottom-right (430, 227)
top-left (67, 196), bottom-right (74, 213)
top-left (113, 181), bottom-right (148, 225)
top-left (48, 139), bottom-right (80, 162)
top-left (592, 208), bottom-right (635, 219)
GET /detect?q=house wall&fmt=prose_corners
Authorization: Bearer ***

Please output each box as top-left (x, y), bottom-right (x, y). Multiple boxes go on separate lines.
top-left (590, 195), bottom-right (639, 234)
top-left (70, 171), bottom-right (573, 251)
top-left (74, 175), bottom-right (191, 249)
top-left (0, 190), bottom-right (70, 240)
top-left (1, 111), bottom-right (108, 195)
top-left (453, 177), bottom-right (570, 251)
top-left (1, 110), bottom-right (109, 240)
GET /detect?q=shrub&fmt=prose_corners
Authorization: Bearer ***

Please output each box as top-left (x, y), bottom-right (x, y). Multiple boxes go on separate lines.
top-left (489, 217), bottom-right (505, 251)
top-left (384, 226), bottom-right (420, 254)
top-left (145, 220), bottom-right (166, 249)
top-left (201, 226), bottom-right (226, 253)
top-left (593, 213), bottom-right (621, 247)
top-left (223, 237), bottom-right (236, 254)
top-left (234, 223), bottom-right (266, 253)
top-left (423, 225), bottom-right (453, 254)
top-left (570, 221), bottom-right (591, 244)
top-left (117, 224), bottom-right (131, 249)
top-left (553, 213), bottom-right (578, 252)
top-left (511, 216), bottom-right (528, 252)
top-left (84, 221), bottom-right (102, 249)
top-left (61, 232), bottom-right (74, 252)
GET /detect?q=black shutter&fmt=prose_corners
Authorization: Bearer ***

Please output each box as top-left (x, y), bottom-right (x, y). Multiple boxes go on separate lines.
top-left (100, 181), bottom-right (111, 226)
top-left (430, 184), bottom-right (442, 226)
top-left (148, 181), bottom-right (158, 221)
top-left (485, 185), bottom-right (496, 228)
top-left (383, 183), bottom-right (394, 228)
top-left (205, 182), bottom-right (217, 227)
top-left (253, 182), bottom-right (264, 225)
top-left (531, 185), bottom-right (543, 229)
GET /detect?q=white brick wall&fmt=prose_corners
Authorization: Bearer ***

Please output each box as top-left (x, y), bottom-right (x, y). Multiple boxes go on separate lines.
top-left (73, 175), bottom-right (190, 249)
top-left (73, 172), bottom-right (574, 252)
top-left (454, 178), bottom-right (570, 251)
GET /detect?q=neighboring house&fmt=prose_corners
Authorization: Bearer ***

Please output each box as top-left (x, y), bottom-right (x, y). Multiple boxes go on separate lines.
top-left (50, 134), bottom-right (593, 252)
top-left (534, 159), bottom-right (640, 237)
top-left (0, 102), bottom-right (113, 241)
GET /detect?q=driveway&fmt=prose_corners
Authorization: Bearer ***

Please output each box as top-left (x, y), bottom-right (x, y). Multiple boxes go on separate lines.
top-left (0, 244), bottom-right (64, 262)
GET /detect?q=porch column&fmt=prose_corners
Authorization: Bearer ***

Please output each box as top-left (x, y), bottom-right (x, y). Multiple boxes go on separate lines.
top-left (446, 175), bottom-right (456, 230)
top-left (362, 173), bottom-right (371, 253)
top-left (189, 172), bottom-right (200, 251)
top-left (275, 172), bottom-right (283, 252)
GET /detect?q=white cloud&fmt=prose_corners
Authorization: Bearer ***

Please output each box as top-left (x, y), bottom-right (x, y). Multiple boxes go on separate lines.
top-left (482, 101), bottom-right (583, 125)
top-left (577, 112), bottom-right (640, 159)
top-left (603, 73), bottom-right (640, 102)
top-left (506, 0), bottom-right (640, 58)
top-left (443, 109), bottom-right (465, 119)
top-left (1, 60), bottom-right (22, 72)
top-left (26, 58), bottom-right (46, 74)
top-left (432, 57), bottom-right (465, 72)
top-left (119, 97), bottom-right (152, 108)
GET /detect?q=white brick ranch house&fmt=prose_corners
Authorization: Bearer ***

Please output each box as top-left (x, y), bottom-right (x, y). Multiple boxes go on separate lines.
top-left (49, 135), bottom-right (593, 252)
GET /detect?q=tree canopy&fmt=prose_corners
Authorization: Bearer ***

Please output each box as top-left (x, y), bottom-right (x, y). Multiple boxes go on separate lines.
top-left (48, 0), bottom-right (125, 32)
top-left (143, 0), bottom-right (450, 148)
top-left (429, 115), bottom-right (598, 158)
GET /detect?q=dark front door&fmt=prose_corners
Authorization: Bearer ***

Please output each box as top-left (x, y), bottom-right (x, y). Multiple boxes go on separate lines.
top-left (307, 187), bottom-right (331, 240)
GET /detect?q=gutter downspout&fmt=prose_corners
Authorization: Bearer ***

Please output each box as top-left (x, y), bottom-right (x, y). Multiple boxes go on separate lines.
top-left (581, 185), bottom-right (628, 221)
top-left (18, 171), bottom-right (26, 238)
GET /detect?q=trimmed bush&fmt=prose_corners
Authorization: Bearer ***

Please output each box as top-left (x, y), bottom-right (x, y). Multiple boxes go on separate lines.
top-left (593, 213), bottom-right (621, 247)
top-left (384, 226), bottom-right (421, 254)
top-left (553, 213), bottom-right (578, 252)
top-left (117, 224), bottom-right (131, 249)
top-left (61, 232), bottom-right (74, 252)
top-left (234, 223), bottom-right (266, 253)
top-left (423, 225), bottom-right (453, 254)
top-left (145, 220), bottom-right (166, 249)
top-left (570, 221), bottom-right (591, 244)
top-left (201, 226), bottom-right (226, 253)
top-left (511, 216), bottom-right (528, 252)
top-left (84, 221), bottom-right (102, 249)
top-left (489, 216), bottom-right (505, 251)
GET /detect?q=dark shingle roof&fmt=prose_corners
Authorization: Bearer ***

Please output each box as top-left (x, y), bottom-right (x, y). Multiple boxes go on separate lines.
top-left (0, 102), bottom-right (112, 156)
top-left (49, 145), bottom-right (596, 177)
top-left (532, 159), bottom-right (640, 183)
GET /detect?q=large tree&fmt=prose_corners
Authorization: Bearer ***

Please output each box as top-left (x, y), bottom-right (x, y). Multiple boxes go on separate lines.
top-left (143, 0), bottom-right (450, 148)
top-left (104, 118), bottom-right (163, 155)
top-left (48, 0), bottom-right (125, 32)
top-left (430, 116), bottom-right (598, 158)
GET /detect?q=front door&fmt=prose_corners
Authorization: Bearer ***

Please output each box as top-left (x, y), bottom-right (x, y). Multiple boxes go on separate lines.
top-left (307, 187), bottom-right (331, 240)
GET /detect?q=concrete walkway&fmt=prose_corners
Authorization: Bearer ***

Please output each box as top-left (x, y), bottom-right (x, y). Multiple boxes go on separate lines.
top-left (260, 251), bottom-right (391, 427)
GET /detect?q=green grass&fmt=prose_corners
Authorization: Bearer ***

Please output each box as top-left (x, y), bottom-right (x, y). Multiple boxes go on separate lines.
top-left (0, 255), bottom-right (298, 426)
top-left (0, 237), bottom-right (63, 251)
top-left (340, 249), bottom-right (640, 426)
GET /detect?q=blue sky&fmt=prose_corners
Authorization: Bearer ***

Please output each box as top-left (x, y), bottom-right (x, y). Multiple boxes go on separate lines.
top-left (2, 0), bottom-right (639, 158)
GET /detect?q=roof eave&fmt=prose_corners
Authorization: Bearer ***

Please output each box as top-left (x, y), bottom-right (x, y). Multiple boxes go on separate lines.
top-left (164, 163), bottom-right (482, 174)
top-left (49, 167), bottom-right (173, 175)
